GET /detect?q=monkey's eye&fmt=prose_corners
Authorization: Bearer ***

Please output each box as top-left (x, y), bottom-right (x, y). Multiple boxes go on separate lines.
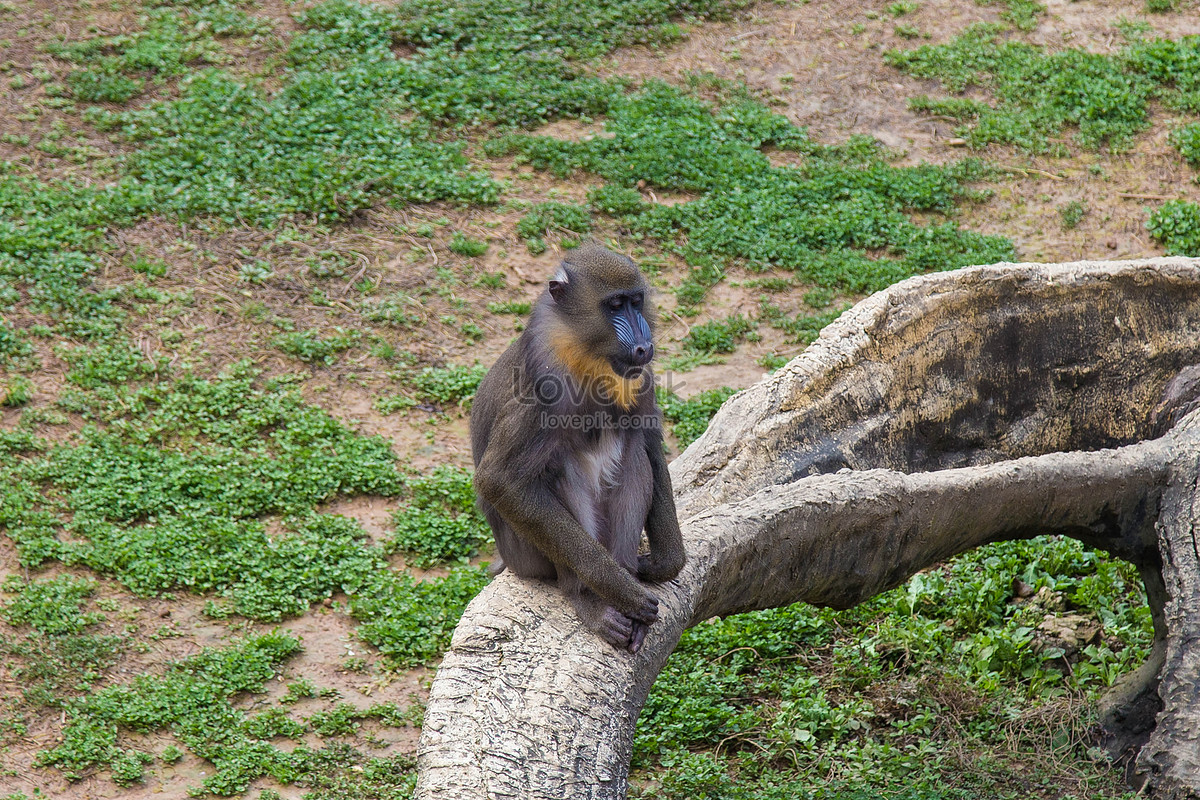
top-left (630, 294), bottom-right (643, 308)
top-left (607, 297), bottom-right (624, 312)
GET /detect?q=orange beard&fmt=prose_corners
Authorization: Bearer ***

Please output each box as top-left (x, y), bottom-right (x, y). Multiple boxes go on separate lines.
top-left (548, 325), bottom-right (644, 411)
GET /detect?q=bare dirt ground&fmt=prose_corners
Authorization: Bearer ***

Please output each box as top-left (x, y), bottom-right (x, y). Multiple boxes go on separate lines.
top-left (611, 0), bottom-right (1199, 264)
top-left (1, 0), bottom-right (1197, 796)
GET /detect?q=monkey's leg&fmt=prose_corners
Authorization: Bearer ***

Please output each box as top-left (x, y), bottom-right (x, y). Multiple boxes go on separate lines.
top-left (487, 509), bottom-right (557, 580)
top-left (541, 457), bottom-right (643, 651)
top-left (492, 477), bottom-right (640, 648)
top-left (477, 448), bottom-right (660, 626)
top-left (601, 446), bottom-right (655, 652)
top-left (494, 499), bottom-right (642, 649)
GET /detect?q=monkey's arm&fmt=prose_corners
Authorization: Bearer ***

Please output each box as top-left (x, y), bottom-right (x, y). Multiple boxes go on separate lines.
top-left (475, 412), bottom-right (660, 624)
top-left (638, 427), bottom-right (686, 582)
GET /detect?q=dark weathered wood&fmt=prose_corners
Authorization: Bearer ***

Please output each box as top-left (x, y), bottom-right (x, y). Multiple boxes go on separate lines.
top-left (1137, 412), bottom-right (1200, 798)
top-left (416, 257), bottom-right (1200, 800)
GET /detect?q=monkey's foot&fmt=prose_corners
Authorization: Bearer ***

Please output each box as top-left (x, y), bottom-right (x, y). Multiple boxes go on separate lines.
top-left (597, 606), bottom-right (639, 652)
top-left (571, 594), bottom-right (645, 653)
top-left (626, 591), bottom-right (659, 626)
top-left (617, 592), bottom-right (658, 653)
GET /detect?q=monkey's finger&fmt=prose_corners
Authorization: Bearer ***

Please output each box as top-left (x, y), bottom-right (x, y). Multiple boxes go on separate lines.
top-left (628, 621), bottom-right (649, 654)
top-left (626, 593), bottom-right (659, 626)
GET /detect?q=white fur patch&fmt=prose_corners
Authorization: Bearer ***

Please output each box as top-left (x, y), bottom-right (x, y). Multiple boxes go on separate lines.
top-left (557, 430), bottom-right (625, 541)
top-left (580, 430), bottom-right (624, 493)
top-left (552, 266), bottom-right (570, 284)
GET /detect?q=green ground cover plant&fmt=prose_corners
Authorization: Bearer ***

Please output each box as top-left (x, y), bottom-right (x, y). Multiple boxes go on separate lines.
top-left (680, 314), bottom-right (758, 355)
top-left (1, 629), bottom-right (126, 705)
top-left (390, 466), bottom-right (491, 566)
top-left (0, 375), bottom-right (33, 408)
top-left (517, 201), bottom-right (593, 253)
top-left (0, 168), bottom-right (148, 338)
top-left (48, 2), bottom-right (264, 103)
top-left (666, 314), bottom-right (761, 369)
top-left (448, 232), bottom-right (489, 257)
top-left (56, 0), bottom-right (753, 227)
top-left (491, 81), bottom-right (1014, 308)
top-left (633, 536), bottom-right (1150, 798)
top-left (658, 386), bottom-right (739, 446)
top-left (287, 744), bottom-right (417, 800)
top-left (1059, 200), bottom-right (1087, 229)
top-left (759, 300), bottom-right (848, 345)
top-left (0, 575), bottom-right (104, 635)
top-left (273, 328), bottom-right (360, 365)
top-left (891, 25), bottom-right (1200, 155)
top-left (0, 325), bottom-right (30, 364)
top-left (1170, 122), bottom-right (1200, 166)
top-left (37, 632), bottom-right (302, 792)
top-left (350, 566), bottom-right (490, 668)
top-left (487, 300), bottom-right (532, 315)
top-left (1147, 199), bottom-right (1200, 256)
top-left (410, 363), bottom-right (488, 407)
top-left (0, 363), bottom-right (485, 654)
top-left (383, 0), bottom-right (748, 126)
top-left (980, 0), bottom-right (1046, 31)
top-left (9, 570), bottom-right (457, 792)
top-left (115, 65), bottom-right (500, 224)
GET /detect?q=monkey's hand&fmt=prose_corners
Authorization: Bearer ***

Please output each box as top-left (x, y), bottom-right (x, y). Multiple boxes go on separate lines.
top-left (621, 584), bottom-right (659, 627)
top-left (620, 585), bottom-right (658, 653)
top-left (637, 551), bottom-right (685, 583)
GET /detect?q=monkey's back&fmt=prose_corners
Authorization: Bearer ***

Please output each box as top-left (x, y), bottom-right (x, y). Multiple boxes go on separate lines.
top-left (469, 336), bottom-right (525, 468)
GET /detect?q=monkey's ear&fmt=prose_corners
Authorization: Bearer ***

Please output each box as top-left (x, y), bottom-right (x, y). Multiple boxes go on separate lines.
top-left (548, 267), bottom-right (571, 303)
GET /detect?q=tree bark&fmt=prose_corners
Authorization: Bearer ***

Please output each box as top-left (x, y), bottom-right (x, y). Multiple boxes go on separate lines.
top-left (1137, 409), bottom-right (1200, 798)
top-left (416, 257), bottom-right (1200, 800)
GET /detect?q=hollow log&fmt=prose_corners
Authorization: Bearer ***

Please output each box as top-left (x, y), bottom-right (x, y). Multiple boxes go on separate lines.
top-left (416, 257), bottom-right (1200, 800)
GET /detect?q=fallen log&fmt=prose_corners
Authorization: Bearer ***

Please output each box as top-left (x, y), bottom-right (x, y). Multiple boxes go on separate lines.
top-left (417, 257), bottom-right (1200, 799)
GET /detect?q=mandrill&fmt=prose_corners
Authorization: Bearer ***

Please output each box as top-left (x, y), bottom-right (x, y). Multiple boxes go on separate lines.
top-left (470, 244), bottom-right (685, 653)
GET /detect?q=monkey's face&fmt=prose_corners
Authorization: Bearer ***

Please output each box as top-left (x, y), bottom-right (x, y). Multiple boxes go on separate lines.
top-left (601, 290), bottom-right (655, 377)
top-left (547, 247), bottom-right (658, 384)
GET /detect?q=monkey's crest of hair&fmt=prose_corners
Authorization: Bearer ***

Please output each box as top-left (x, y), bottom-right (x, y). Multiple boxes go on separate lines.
top-left (560, 243), bottom-right (647, 295)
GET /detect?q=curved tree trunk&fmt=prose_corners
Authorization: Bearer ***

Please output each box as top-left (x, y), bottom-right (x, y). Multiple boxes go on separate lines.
top-left (1139, 410), bottom-right (1200, 798)
top-left (416, 257), bottom-right (1200, 800)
